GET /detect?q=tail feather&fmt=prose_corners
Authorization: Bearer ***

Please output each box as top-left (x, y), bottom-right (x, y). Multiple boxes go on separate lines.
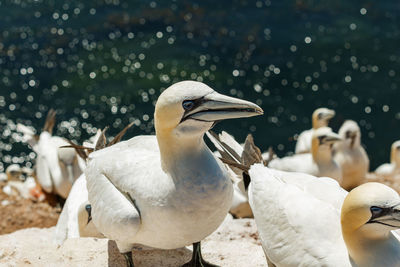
top-left (108, 122), bottom-right (134, 147)
top-left (43, 109), bottom-right (56, 135)
top-left (61, 123), bottom-right (134, 160)
top-left (95, 126), bottom-right (109, 151)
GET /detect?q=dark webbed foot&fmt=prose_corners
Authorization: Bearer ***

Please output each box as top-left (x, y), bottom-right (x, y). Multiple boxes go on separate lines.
top-left (123, 251), bottom-right (134, 267)
top-left (181, 242), bottom-right (220, 267)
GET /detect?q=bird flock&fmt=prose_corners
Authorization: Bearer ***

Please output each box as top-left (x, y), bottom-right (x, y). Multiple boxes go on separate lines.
top-left (1, 80), bottom-right (400, 267)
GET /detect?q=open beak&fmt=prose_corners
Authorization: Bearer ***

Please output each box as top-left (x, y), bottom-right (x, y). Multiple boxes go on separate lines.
top-left (368, 204), bottom-right (400, 228)
top-left (182, 91), bottom-right (263, 122)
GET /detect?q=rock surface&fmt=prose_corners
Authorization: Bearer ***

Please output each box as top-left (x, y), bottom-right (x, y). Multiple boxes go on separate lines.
top-left (0, 216), bottom-right (266, 266)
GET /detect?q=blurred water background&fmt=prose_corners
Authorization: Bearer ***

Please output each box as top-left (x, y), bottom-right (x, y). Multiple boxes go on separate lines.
top-left (0, 0), bottom-right (399, 172)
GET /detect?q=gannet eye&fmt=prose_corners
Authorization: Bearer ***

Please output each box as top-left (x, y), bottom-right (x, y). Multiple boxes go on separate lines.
top-left (182, 100), bottom-right (195, 111)
top-left (85, 204), bottom-right (92, 213)
top-left (370, 206), bottom-right (382, 215)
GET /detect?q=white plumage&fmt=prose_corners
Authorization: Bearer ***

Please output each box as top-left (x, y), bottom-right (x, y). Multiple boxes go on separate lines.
top-left (84, 81), bottom-right (262, 265)
top-left (333, 120), bottom-right (369, 190)
top-left (249, 164), bottom-right (400, 266)
top-left (375, 140), bottom-right (400, 176)
top-left (248, 164), bottom-right (350, 266)
top-left (17, 110), bottom-right (84, 198)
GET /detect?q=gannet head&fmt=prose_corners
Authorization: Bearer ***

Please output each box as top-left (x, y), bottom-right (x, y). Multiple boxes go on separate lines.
top-left (312, 108), bottom-right (335, 129)
top-left (339, 120), bottom-right (361, 149)
top-left (390, 140), bottom-right (400, 165)
top-left (341, 182), bottom-right (400, 262)
top-left (5, 164), bottom-right (23, 181)
top-left (154, 81), bottom-right (263, 139)
top-left (311, 127), bottom-right (342, 159)
top-left (78, 202), bottom-right (92, 226)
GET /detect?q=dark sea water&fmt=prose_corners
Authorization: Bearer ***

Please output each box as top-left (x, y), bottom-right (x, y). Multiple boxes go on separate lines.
top-left (0, 0), bottom-right (399, 172)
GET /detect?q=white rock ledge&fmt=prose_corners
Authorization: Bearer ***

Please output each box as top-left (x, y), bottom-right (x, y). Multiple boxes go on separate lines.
top-left (0, 217), bottom-right (266, 267)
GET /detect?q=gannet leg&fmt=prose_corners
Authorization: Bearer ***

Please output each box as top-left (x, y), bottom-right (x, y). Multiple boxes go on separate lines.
top-left (123, 252), bottom-right (134, 267)
top-left (182, 242), bottom-right (219, 267)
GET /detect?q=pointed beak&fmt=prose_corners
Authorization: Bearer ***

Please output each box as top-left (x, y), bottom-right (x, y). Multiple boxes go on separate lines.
top-left (182, 91), bottom-right (263, 122)
top-left (325, 132), bottom-right (342, 143)
top-left (322, 110), bottom-right (335, 120)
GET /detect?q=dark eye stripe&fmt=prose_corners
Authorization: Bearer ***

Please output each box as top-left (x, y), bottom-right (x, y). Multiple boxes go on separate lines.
top-left (370, 206), bottom-right (391, 220)
top-left (181, 97), bottom-right (206, 121)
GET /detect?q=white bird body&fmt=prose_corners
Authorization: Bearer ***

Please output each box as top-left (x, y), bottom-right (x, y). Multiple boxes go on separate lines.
top-left (375, 140), bottom-right (400, 177)
top-left (86, 135), bottom-right (232, 251)
top-left (295, 108), bottom-right (335, 154)
top-left (333, 120), bottom-right (369, 190)
top-left (85, 81), bottom-right (262, 259)
top-left (270, 127), bottom-right (342, 182)
top-left (248, 163), bottom-right (400, 267)
top-left (17, 112), bottom-right (84, 199)
top-left (36, 132), bottom-right (81, 198)
top-left (248, 164), bottom-right (350, 266)
top-left (54, 174), bottom-right (103, 244)
top-left (206, 131), bottom-right (253, 218)
top-left (294, 129), bottom-right (314, 154)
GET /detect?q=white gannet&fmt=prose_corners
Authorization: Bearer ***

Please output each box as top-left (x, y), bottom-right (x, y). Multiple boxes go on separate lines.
top-left (295, 107), bottom-right (335, 154)
top-left (206, 131), bottom-right (253, 218)
top-left (2, 164), bottom-right (45, 201)
top-left (54, 174), bottom-right (103, 243)
top-left (248, 163), bottom-right (400, 267)
top-left (85, 81), bottom-right (263, 266)
top-left (269, 127), bottom-right (343, 182)
top-left (375, 140), bottom-right (400, 176)
top-left (54, 126), bottom-right (131, 245)
top-left (17, 110), bottom-right (84, 198)
top-left (333, 120), bottom-right (369, 191)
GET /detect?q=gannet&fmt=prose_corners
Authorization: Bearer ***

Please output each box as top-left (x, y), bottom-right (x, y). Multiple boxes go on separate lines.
top-left (54, 174), bottom-right (103, 244)
top-left (206, 131), bottom-right (253, 218)
top-left (17, 110), bottom-right (84, 198)
top-left (333, 120), bottom-right (369, 191)
top-left (2, 164), bottom-right (45, 201)
top-left (341, 182), bottom-right (400, 266)
top-left (269, 127), bottom-right (343, 182)
top-left (249, 163), bottom-right (400, 266)
top-left (295, 108), bottom-right (335, 154)
top-left (375, 140), bottom-right (400, 176)
top-left (85, 81), bottom-right (263, 266)
top-left (54, 126), bottom-right (131, 244)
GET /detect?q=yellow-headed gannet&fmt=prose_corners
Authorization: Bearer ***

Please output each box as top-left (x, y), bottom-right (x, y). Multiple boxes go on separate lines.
top-left (249, 162), bottom-right (400, 266)
top-left (17, 110), bottom-right (84, 198)
top-left (341, 182), bottom-right (400, 266)
top-left (333, 120), bottom-right (369, 191)
top-left (85, 81), bottom-right (263, 266)
top-left (269, 127), bottom-right (343, 182)
top-left (375, 140), bottom-right (400, 177)
top-left (295, 108), bottom-right (335, 154)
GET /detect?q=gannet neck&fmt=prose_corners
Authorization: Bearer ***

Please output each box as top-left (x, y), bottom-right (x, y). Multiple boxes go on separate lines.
top-left (311, 142), bottom-right (332, 164)
top-left (344, 228), bottom-right (400, 266)
top-left (156, 128), bottom-right (207, 173)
